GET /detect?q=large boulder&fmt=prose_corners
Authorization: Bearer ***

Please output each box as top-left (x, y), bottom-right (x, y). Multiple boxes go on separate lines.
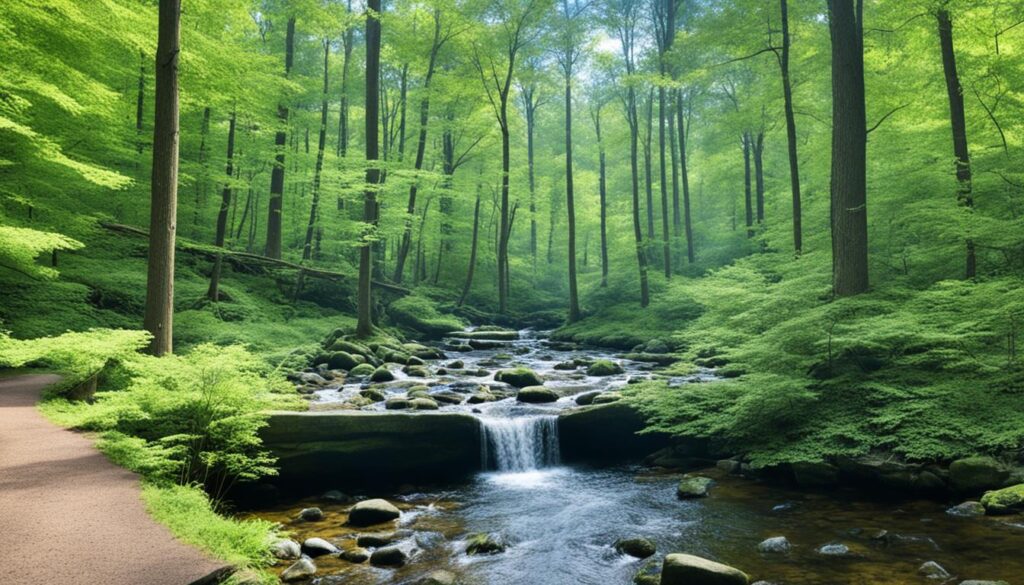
top-left (281, 556), bottom-right (317, 582)
top-left (261, 411), bottom-right (482, 489)
top-left (370, 366), bottom-right (395, 383)
top-left (495, 367), bottom-right (543, 388)
top-left (587, 359), bottom-right (624, 376)
top-left (348, 499), bottom-right (401, 526)
top-left (980, 484), bottom-right (1024, 515)
top-left (558, 402), bottom-right (669, 463)
top-left (517, 386), bottom-right (559, 403)
top-left (327, 351), bottom-right (362, 371)
top-left (661, 554), bottom-right (749, 585)
top-left (677, 475), bottom-right (714, 499)
top-left (349, 363), bottom-right (376, 377)
top-left (949, 457), bottom-right (1008, 493)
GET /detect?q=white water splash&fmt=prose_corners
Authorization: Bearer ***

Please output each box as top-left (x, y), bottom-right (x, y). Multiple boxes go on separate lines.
top-left (480, 416), bottom-right (560, 472)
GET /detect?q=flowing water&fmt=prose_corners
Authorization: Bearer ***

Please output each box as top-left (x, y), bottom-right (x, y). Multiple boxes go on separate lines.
top-left (251, 330), bottom-right (1024, 585)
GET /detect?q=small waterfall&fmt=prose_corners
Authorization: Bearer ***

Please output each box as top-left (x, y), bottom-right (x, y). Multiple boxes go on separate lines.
top-left (480, 416), bottom-right (560, 472)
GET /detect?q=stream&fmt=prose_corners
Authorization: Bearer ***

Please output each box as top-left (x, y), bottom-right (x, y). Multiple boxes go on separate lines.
top-left (248, 330), bottom-right (1024, 585)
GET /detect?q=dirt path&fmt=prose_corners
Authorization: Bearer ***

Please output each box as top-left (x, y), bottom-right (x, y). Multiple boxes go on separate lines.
top-left (0, 374), bottom-right (228, 585)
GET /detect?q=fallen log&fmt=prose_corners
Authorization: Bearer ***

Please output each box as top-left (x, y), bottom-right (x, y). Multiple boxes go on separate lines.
top-left (98, 221), bottom-right (410, 295)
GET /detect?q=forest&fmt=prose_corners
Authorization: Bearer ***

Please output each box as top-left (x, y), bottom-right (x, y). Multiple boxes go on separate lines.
top-left (2, 0), bottom-right (1024, 584)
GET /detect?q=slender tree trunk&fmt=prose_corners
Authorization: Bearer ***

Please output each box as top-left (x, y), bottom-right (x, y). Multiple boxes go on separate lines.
top-left (136, 51), bottom-right (145, 155)
top-left (629, 87), bottom-right (650, 307)
top-left (143, 0), bottom-right (180, 356)
top-left (658, 88), bottom-right (671, 278)
top-left (676, 90), bottom-right (695, 264)
top-left (498, 115), bottom-right (510, 313)
top-left (780, 0), bottom-right (803, 254)
top-left (743, 131), bottom-right (754, 238)
top-left (207, 109), bottom-right (236, 301)
top-left (669, 95), bottom-right (681, 264)
top-left (357, 0), bottom-right (382, 336)
top-left (192, 106), bottom-right (211, 237)
top-left (643, 88), bottom-right (655, 250)
top-left (337, 4), bottom-right (354, 158)
top-left (265, 17), bottom-right (295, 260)
top-left (937, 9), bottom-right (975, 278)
top-left (754, 131), bottom-right (765, 226)
top-left (564, 75), bottom-right (580, 322)
top-left (827, 0), bottom-right (869, 296)
top-left (458, 186), bottom-right (482, 307)
top-left (594, 105), bottom-right (609, 287)
top-left (525, 91), bottom-right (538, 266)
top-left (303, 41), bottom-right (331, 261)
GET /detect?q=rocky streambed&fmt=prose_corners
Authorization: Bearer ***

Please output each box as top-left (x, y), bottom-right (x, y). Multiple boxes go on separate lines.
top-left (246, 328), bottom-right (1024, 585)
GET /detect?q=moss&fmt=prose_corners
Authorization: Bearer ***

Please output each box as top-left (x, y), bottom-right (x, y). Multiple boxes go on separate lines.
top-left (370, 366), bottom-right (395, 382)
top-left (495, 367), bottom-right (542, 388)
top-left (587, 359), bottom-right (624, 376)
top-left (349, 363), bottom-right (376, 377)
top-left (387, 295), bottom-right (465, 339)
top-left (981, 484), bottom-right (1024, 515)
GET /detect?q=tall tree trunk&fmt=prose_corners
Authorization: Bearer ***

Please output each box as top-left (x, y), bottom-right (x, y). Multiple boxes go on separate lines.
top-left (594, 105), bottom-right (609, 287)
top-left (754, 131), bottom-right (765, 226)
top-left (780, 0), bottom-right (803, 254)
top-left (143, 0), bottom-right (180, 356)
top-left (676, 90), bottom-right (695, 264)
top-left (827, 0), bottom-right (869, 296)
top-left (937, 8), bottom-right (975, 278)
top-left (643, 88), bottom-right (655, 251)
top-left (498, 113), bottom-right (510, 313)
top-left (397, 64), bottom-right (409, 161)
top-left (458, 185), bottom-right (482, 306)
top-left (136, 51), bottom-right (145, 155)
top-left (564, 74), bottom-right (580, 322)
top-left (669, 96), bottom-right (681, 264)
top-left (192, 106), bottom-right (211, 237)
top-left (357, 0), bottom-right (382, 337)
top-left (658, 88), bottom-right (671, 278)
top-left (303, 40), bottom-right (330, 261)
top-left (525, 88), bottom-right (538, 266)
top-left (337, 1), bottom-right (354, 158)
top-left (394, 11), bottom-right (444, 283)
top-left (629, 87), bottom-right (651, 307)
top-left (743, 131), bottom-right (754, 238)
top-left (207, 109), bottom-right (236, 301)
top-left (265, 17), bottom-right (295, 260)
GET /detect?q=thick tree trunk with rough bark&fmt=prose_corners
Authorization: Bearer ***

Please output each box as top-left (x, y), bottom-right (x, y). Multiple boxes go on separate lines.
top-left (828, 0), bottom-right (869, 296)
top-left (265, 17), bottom-right (295, 260)
top-left (143, 0), bottom-right (180, 356)
top-left (937, 9), bottom-right (975, 278)
top-left (357, 0), bottom-right (381, 337)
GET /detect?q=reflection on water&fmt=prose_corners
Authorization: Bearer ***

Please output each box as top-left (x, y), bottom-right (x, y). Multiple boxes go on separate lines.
top-left (249, 466), bottom-right (1024, 585)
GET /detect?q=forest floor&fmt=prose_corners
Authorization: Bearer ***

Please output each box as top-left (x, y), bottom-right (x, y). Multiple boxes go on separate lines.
top-left (0, 374), bottom-right (227, 585)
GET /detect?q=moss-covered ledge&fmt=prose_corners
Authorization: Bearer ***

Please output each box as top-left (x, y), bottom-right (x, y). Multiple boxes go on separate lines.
top-left (558, 402), bottom-right (669, 463)
top-left (261, 411), bottom-right (483, 490)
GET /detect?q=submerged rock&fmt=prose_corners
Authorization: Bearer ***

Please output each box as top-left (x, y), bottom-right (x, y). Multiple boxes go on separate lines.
top-left (356, 532), bottom-right (396, 547)
top-left (298, 507), bottom-right (324, 521)
top-left (416, 570), bottom-right (458, 585)
top-left (281, 556), bottom-right (317, 582)
top-left (465, 532), bottom-right (507, 555)
top-left (341, 547), bottom-right (369, 563)
top-left (816, 543), bottom-right (850, 556)
top-left (949, 457), bottom-right (1008, 493)
top-left (634, 559), bottom-right (661, 585)
top-left (517, 386), bottom-right (559, 403)
top-left (947, 501), bottom-right (986, 517)
top-left (615, 537), bottom-right (657, 559)
top-left (757, 536), bottom-right (791, 554)
top-left (495, 367), bottom-right (543, 388)
top-left (369, 546), bottom-right (407, 567)
top-left (980, 483), bottom-right (1024, 514)
top-left (958, 581), bottom-right (1010, 585)
top-left (301, 537), bottom-right (339, 557)
top-left (587, 359), bottom-right (624, 376)
top-left (348, 498), bottom-right (401, 526)
top-left (322, 489), bottom-right (351, 503)
top-left (661, 553), bottom-right (749, 585)
top-left (919, 561), bottom-right (951, 580)
top-left (677, 475), bottom-right (714, 499)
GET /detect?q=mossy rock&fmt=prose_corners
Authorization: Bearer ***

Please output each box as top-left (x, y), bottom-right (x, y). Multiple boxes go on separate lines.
top-left (328, 351), bottom-right (361, 371)
top-left (615, 537), bottom-right (656, 559)
top-left (403, 365), bottom-right (430, 378)
top-left (981, 484), bottom-right (1024, 515)
top-left (592, 392), bottom-right (622, 405)
top-left (465, 532), bottom-right (507, 555)
top-left (359, 388), bottom-right (386, 402)
top-left (452, 329), bottom-right (519, 341)
top-left (371, 366), bottom-right (395, 383)
top-left (495, 367), bottom-right (543, 388)
top-left (447, 360), bottom-right (465, 369)
top-left (587, 359), bottom-right (624, 376)
top-left (349, 363), bottom-right (376, 377)
top-left (385, 397), bottom-right (410, 410)
top-left (410, 397), bottom-right (439, 410)
top-left (516, 386), bottom-right (558, 403)
top-left (407, 355), bottom-right (426, 366)
top-left (949, 457), bottom-right (1009, 493)
top-left (329, 339), bottom-right (375, 360)
top-left (677, 475), bottom-right (714, 499)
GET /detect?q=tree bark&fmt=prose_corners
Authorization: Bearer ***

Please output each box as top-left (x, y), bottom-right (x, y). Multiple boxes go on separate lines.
top-left (658, 88), bottom-right (671, 278)
top-left (937, 9), bottom-right (976, 278)
top-left (564, 72), bottom-right (581, 322)
top-left (743, 131), bottom-right (754, 238)
top-left (265, 17), bottom-right (295, 260)
top-left (524, 86), bottom-right (539, 266)
top-left (136, 51), bottom-right (145, 155)
top-left (676, 89), bottom-right (695, 264)
top-left (827, 0), bottom-right (869, 296)
top-left (458, 186), bottom-right (482, 307)
top-left (303, 40), bottom-right (330, 261)
top-left (337, 0), bottom-right (354, 158)
top-left (780, 0), bottom-right (803, 254)
top-left (643, 88), bottom-right (655, 253)
top-left (629, 86), bottom-right (650, 307)
top-left (207, 109), bottom-right (236, 301)
top-left (143, 0), bottom-right (180, 356)
top-left (594, 104), bottom-right (609, 287)
top-left (357, 0), bottom-right (382, 337)
top-left (754, 130), bottom-right (765, 226)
